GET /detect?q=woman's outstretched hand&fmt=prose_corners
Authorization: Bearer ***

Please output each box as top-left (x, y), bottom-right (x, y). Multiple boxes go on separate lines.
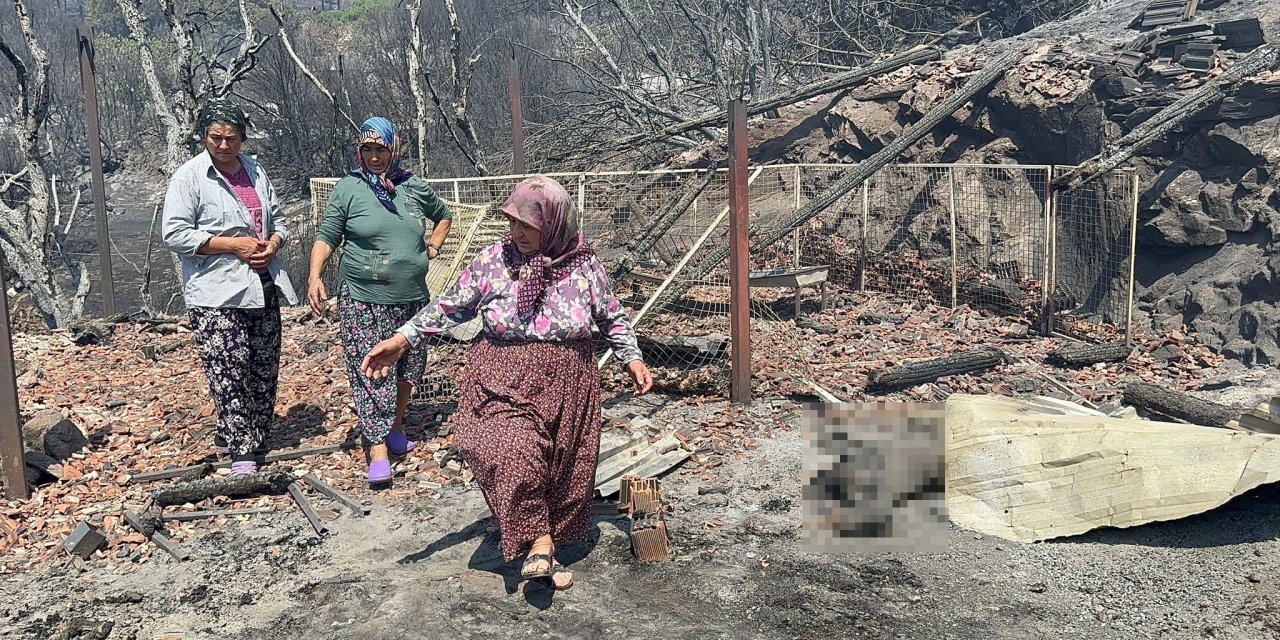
top-left (626, 360), bottom-right (653, 395)
top-left (362, 334), bottom-right (411, 379)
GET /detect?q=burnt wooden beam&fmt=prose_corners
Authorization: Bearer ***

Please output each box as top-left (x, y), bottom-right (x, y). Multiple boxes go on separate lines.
top-left (610, 169), bottom-right (720, 281)
top-left (866, 348), bottom-right (1007, 393)
top-left (288, 482), bottom-right (330, 535)
top-left (1045, 342), bottom-right (1132, 368)
top-left (152, 470), bottom-right (295, 508)
top-left (302, 473), bottom-right (370, 516)
top-left (131, 469), bottom-right (296, 535)
top-left (1122, 381), bottom-right (1237, 428)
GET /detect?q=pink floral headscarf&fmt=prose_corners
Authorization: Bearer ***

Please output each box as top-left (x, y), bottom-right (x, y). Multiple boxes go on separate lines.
top-left (499, 175), bottom-right (595, 322)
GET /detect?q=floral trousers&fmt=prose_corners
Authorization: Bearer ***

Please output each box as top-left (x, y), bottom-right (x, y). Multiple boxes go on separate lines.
top-left (188, 284), bottom-right (282, 458)
top-left (338, 285), bottom-right (428, 445)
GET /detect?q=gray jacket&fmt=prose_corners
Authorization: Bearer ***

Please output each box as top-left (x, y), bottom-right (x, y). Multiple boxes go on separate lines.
top-left (162, 152), bottom-right (298, 308)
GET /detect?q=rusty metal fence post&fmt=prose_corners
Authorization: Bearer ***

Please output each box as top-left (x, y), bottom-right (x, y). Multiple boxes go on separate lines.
top-left (727, 100), bottom-right (751, 405)
top-left (78, 28), bottom-right (116, 317)
top-left (576, 173), bottom-right (586, 227)
top-left (0, 254), bottom-right (29, 500)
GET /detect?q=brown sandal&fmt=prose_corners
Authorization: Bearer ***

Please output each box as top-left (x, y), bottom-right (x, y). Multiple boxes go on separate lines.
top-left (521, 552), bottom-right (554, 579)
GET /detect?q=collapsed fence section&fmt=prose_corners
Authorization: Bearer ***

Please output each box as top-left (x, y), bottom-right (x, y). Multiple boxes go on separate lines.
top-left (306, 162), bottom-right (1138, 400)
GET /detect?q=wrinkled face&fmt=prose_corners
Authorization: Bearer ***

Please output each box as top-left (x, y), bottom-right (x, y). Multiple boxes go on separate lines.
top-left (204, 123), bottom-right (243, 165)
top-left (507, 214), bottom-right (542, 255)
top-left (360, 143), bottom-right (392, 174)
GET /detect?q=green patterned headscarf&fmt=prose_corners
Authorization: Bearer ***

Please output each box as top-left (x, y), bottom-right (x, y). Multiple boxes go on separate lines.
top-left (195, 97), bottom-right (248, 140)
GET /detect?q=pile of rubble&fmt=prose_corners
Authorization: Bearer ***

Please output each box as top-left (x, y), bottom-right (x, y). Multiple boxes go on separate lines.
top-left (600, 280), bottom-right (1227, 408)
top-left (0, 279), bottom-right (1255, 572)
top-left (0, 309), bottom-right (808, 572)
top-left (0, 313), bottom-right (472, 571)
top-left (754, 293), bottom-right (1220, 402)
top-left (1117, 1), bottom-right (1266, 73)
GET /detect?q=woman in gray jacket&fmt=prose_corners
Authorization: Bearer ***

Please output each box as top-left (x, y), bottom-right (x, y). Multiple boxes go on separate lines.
top-left (162, 98), bottom-right (298, 476)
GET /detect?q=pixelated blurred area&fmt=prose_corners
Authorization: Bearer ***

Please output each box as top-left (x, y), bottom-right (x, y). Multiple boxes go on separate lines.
top-left (802, 402), bottom-right (948, 554)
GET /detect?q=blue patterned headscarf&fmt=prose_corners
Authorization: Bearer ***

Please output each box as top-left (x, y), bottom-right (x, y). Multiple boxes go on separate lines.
top-left (351, 117), bottom-right (412, 213)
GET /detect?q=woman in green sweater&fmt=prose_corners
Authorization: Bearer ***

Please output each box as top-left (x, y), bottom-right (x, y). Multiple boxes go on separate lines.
top-left (308, 117), bottom-right (453, 485)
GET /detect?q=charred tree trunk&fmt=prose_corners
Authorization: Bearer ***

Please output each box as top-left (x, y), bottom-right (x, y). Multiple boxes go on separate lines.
top-left (135, 469), bottom-right (296, 535)
top-left (406, 0), bottom-right (431, 174)
top-left (1054, 45), bottom-right (1280, 191)
top-left (115, 0), bottom-right (190, 175)
top-left (152, 469), bottom-right (296, 507)
top-left (654, 48), bottom-right (1022, 313)
top-left (0, 0), bottom-right (89, 328)
top-left (421, 0), bottom-right (488, 175)
top-left (268, 5), bottom-right (359, 132)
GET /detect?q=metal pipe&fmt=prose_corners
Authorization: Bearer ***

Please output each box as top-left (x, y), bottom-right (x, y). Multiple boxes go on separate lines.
top-left (948, 169), bottom-right (958, 308)
top-left (0, 252), bottom-right (28, 500)
top-left (1125, 172), bottom-right (1139, 346)
top-left (860, 180), bottom-right (869, 293)
top-left (727, 100), bottom-right (751, 405)
top-left (792, 165), bottom-right (801, 268)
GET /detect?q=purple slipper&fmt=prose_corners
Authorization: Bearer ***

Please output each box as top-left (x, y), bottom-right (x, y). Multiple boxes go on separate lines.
top-left (386, 430), bottom-right (415, 456)
top-left (368, 459), bottom-right (393, 485)
top-left (230, 460), bottom-right (257, 476)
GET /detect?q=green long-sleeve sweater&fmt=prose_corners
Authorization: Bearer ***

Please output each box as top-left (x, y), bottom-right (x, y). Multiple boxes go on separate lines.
top-left (317, 175), bottom-right (452, 304)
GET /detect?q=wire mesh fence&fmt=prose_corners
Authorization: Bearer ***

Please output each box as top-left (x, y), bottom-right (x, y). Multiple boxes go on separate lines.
top-left (26, 161), bottom-right (1135, 402)
top-left (791, 165), bottom-right (1054, 321)
top-left (1048, 167), bottom-right (1138, 340)
top-left (306, 163), bottom-right (1136, 399)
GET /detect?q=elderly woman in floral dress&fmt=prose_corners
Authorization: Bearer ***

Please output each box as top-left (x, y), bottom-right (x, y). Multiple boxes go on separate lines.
top-left (362, 175), bottom-right (652, 590)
